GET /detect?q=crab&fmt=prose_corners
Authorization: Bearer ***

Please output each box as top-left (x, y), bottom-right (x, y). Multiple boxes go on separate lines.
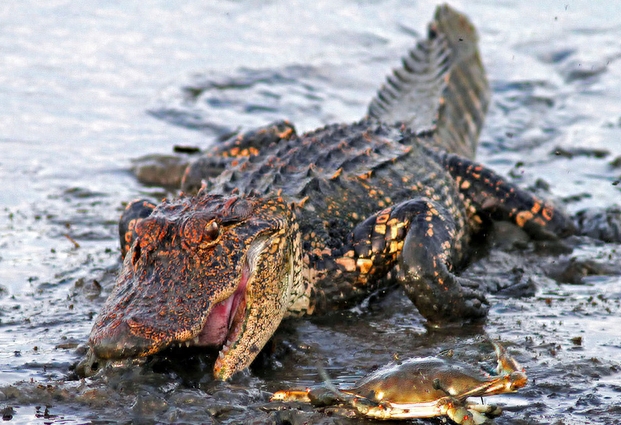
top-left (271, 341), bottom-right (527, 424)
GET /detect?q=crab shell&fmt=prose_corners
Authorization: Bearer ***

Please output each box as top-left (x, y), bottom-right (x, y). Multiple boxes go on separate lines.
top-left (272, 342), bottom-right (527, 424)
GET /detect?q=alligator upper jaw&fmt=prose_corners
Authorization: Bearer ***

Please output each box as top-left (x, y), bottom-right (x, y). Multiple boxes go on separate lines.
top-left (89, 232), bottom-right (291, 380)
top-left (89, 254), bottom-right (253, 361)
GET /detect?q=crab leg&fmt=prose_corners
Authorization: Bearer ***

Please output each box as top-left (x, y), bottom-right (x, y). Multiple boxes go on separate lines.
top-left (356, 396), bottom-right (486, 423)
top-left (270, 389), bottom-right (311, 403)
top-left (352, 397), bottom-right (447, 420)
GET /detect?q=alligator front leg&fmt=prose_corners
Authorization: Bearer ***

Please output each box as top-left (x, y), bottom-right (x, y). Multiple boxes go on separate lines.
top-left (396, 199), bottom-right (489, 322)
top-left (345, 198), bottom-right (489, 324)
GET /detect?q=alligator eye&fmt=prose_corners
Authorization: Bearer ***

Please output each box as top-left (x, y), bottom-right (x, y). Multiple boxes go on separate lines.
top-left (205, 221), bottom-right (220, 241)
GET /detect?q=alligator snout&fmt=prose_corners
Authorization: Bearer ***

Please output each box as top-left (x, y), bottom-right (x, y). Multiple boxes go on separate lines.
top-left (90, 319), bottom-right (161, 359)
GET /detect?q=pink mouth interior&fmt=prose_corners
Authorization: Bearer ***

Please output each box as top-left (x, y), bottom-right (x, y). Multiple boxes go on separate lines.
top-left (195, 267), bottom-right (249, 346)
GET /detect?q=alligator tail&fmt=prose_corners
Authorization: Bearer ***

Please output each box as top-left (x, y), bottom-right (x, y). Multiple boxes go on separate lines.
top-left (367, 4), bottom-right (490, 160)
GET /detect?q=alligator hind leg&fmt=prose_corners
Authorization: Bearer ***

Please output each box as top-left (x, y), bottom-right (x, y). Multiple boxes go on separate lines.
top-left (435, 151), bottom-right (577, 239)
top-left (348, 198), bottom-right (488, 323)
top-left (119, 199), bottom-right (156, 258)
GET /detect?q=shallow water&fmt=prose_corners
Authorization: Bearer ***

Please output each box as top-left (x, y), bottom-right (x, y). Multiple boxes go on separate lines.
top-left (1, 0), bottom-right (620, 423)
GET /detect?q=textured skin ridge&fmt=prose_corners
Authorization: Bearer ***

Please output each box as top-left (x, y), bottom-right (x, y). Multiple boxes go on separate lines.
top-left (368, 4), bottom-right (489, 159)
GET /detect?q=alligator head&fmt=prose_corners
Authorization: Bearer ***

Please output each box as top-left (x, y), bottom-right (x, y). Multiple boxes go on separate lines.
top-left (88, 192), bottom-right (301, 380)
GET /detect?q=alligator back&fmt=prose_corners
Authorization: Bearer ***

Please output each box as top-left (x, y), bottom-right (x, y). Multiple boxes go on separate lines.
top-left (202, 119), bottom-right (489, 320)
top-left (182, 5), bottom-right (489, 198)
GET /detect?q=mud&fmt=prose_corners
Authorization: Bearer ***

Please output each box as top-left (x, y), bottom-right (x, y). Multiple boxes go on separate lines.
top-left (1, 1), bottom-right (620, 424)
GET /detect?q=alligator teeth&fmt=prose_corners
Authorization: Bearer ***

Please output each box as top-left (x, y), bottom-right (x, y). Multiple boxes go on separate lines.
top-left (185, 341), bottom-right (190, 348)
top-left (193, 337), bottom-right (199, 344)
top-left (218, 351), bottom-right (225, 359)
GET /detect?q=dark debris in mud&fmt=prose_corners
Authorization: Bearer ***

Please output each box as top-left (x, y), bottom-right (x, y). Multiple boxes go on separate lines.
top-left (551, 146), bottom-right (610, 160)
top-left (130, 154), bottom-right (193, 189)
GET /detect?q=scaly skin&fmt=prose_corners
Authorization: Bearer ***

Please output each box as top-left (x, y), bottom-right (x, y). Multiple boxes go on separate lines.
top-left (86, 5), bottom-right (576, 380)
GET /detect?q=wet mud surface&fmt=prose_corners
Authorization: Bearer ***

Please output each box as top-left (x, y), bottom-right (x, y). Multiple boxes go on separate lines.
top-left (1, 1), bottom-right (621, 424)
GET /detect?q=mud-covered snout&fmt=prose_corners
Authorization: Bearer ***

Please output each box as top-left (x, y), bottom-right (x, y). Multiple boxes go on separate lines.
top-left (78, 325), bottom-right (153, 378)
top-left (89, 318), bottom-right (164, 359)
top-left (87, 238), bottom-right (236, 361)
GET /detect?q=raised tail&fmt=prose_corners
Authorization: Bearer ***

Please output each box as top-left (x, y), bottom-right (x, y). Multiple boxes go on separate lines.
top-left (367, 4), bottom-right (489, 159)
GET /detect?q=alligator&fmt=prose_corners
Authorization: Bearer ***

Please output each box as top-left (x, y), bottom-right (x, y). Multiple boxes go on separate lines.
top-left (86, 5), bottom-right (577, 380)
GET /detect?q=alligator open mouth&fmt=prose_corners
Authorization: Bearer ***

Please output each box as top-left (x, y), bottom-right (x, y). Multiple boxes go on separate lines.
top-left (89, 236), bottom-right (263, 359)
top-left (163, 234), bottom-right (272, 377)
top-left (193, 265), bottom-right (249, 349)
